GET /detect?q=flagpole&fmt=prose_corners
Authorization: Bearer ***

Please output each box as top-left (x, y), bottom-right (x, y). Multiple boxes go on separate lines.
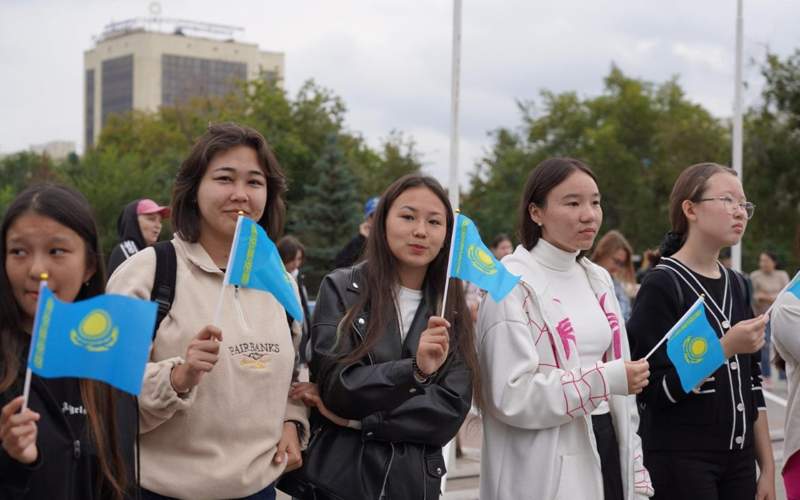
top-left (644, 296), bottom-right (705, 361)
top-left (448, 0), bottom-right (462, 212)
top-left (22, 275), bottom-right (48, 411)
top-left (439, 212), bottom-right (461, 318)
top-left (212, 215), bottom-right (243, 327)
top-left (731, 0), bottom-right (744, 272)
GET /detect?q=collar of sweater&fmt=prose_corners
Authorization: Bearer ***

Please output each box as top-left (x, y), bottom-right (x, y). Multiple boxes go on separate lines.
top-left (530, 238), bottom-right (580, 272)
top-left (173, 236), bottom-right (225, 275)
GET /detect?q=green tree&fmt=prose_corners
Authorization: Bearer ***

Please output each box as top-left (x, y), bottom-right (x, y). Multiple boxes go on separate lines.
top-left (741, 50), bottom-right (800, 271)
top-left (0, 152), bottom-right (63, 216)
top-left (463, 65), bottom-right (729, 256)
top-left (292, 135), bottom-right (361, 292)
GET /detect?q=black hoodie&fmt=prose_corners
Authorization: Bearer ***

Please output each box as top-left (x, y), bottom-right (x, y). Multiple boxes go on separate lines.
top-left (107, 200), bottom-right (147, 278)
top-left (0, 346), bottom-right (138, 499)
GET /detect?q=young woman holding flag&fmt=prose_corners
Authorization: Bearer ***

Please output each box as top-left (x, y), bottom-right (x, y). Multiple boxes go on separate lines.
top-left (107, 123), bottom-right (308, 500)
top-left (627, 162), bottom-right (775, 500)
top-left (286, 174), bottom-right (478, 499)
top-left (0, 184), bottom-right (136, 499)
top-left (477, 157), bottom-right (653, 500)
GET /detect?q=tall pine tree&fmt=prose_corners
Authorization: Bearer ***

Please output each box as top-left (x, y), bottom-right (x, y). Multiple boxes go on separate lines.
top-left (292, 135), bottom-right (361, 293)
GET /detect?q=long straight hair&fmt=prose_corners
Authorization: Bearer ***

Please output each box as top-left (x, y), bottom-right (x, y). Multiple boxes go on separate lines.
top-left (0, 184), bottom-right (127, 499)
top-left (339, 174), bottom-right (482, 406)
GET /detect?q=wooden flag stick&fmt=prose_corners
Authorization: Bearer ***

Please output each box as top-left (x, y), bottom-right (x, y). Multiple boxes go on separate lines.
top-left (439, 211), bottom-right (460, 318)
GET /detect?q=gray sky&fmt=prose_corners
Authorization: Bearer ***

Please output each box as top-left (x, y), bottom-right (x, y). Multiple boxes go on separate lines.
top-left (1, 0), bottom-right (798, 187)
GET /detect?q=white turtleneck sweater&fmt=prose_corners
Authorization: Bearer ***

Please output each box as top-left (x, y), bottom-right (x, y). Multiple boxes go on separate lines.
top-left (531, 239), bottom-right (615, 414)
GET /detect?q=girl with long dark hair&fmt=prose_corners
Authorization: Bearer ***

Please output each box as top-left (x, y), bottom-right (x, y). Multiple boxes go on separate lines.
top-left (0, 184), bottom-right (135, 499)
top-left (627, 162), bottom-right (775, 499)
top-left (291, 174), bottom-right (478, 499)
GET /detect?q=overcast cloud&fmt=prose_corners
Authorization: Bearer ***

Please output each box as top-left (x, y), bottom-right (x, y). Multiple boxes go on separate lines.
top-left (1, 0), bottom-right (798, 187)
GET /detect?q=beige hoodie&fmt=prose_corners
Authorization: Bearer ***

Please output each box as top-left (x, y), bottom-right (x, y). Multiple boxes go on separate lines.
top-left (107, 236), bottom-right (308, 499)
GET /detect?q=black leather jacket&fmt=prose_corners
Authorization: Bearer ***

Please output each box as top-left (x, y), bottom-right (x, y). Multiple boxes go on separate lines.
top-left (309, 264), bottom-right (473, 499)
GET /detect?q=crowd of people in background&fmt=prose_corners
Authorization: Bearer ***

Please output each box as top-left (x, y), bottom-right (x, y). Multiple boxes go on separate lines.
top-left (3, 120), bottom-right (800, 500)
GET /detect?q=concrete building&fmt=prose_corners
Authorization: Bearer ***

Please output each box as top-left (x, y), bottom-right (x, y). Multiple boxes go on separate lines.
top-left (83, 17), bottom-right (284, 148)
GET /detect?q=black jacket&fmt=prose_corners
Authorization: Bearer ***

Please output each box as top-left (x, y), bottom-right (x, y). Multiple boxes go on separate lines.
top-left (309, 264), bottom-right (473, 499)
top-left (627, 258), bottom-right (766, 452)
top-left (0, 360), bottom-right (138, 499)
top-left (107, 200), bottom-right (147, 278)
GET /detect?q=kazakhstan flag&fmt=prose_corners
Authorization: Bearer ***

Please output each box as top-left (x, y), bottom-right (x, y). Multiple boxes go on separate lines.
top-left (448, 214), bottom-right (520, 302)
top-left (227, 216), bottom-right (303, 322)
top-left (787, 271), bottom-right (800, 300)
top-left (28, 286), bottom-right (156, 395)
top-left (666, 297), bottom-right (726, 393)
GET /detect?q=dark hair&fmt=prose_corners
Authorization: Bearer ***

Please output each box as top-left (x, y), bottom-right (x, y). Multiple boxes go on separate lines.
top-left (0, 184), bottom-right (127, 499)
top-left (760, 251), bottom-right (780, 269)
top-left (277, 235), bottom-right (305, 265)
top-left (517, 157), bottom-right (598, 250)
top-left (591, 230), bottom-right (635, 284)
top-left (659, 162), bottom-right (738, 257)
top-left (490, 233), bottom-right (512, 250)
top-left (339, 174), bottom-right (482, 407)
top-left (172, 122), bottom-right (287, 241)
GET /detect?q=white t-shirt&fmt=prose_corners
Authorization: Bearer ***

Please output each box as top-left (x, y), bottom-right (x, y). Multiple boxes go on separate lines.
top-left (531, 239), bottom-right (615, 414)
top-left (395, 286), bottom-right (423, 343)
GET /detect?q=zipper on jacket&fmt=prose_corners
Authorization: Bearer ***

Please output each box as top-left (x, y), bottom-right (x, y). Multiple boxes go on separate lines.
top-left (378, 442), bottom-right (395, 499)
top-left (422, 451), bottom-right (427, 500)
top-left (233, 286), bottom-right (251, 330)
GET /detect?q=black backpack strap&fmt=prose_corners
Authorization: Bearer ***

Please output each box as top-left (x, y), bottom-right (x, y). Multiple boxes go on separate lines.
top-left (729, 268), bottom-right (753, 310)
top-left (149, 241), bottom-right (177, 340)
top-left (653, 263), bottom-right (685, 307)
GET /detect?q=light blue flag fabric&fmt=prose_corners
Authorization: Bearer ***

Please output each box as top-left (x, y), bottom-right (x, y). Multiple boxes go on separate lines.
top-left (666, 298), bottom-right (726, 393)
top-left (227, 216), bottom-right (303, 322)
top-left (786, 271), bottom-right (800, 300)
top-left (448, 213), bottom-right (520, 302)
top-left (27, 286), bottom-right (156, 395)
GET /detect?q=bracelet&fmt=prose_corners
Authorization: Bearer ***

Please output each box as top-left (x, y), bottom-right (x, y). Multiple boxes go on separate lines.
top-left (412, 357), bottom-right (434, 383)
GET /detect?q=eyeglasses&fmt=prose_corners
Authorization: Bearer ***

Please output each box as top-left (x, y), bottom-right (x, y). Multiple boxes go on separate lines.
top-left (697, 196), bottom-right (756, 219)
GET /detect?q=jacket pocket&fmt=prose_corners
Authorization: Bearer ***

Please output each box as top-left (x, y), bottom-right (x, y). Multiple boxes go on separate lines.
top-left (423, 453), bottom-right (447, 499)
top-left (553, 453), bottom-right (598, 500)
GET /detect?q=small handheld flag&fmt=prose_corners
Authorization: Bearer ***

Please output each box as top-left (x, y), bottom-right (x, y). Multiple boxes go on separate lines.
top-left (27, 286), bottom-right (156, 395)
top-left (658, 297), bottom-right (726, 393)
top-left (447, 214), bottom-right (520, 302)
top-left (225, 216), bottom-right (303, 322)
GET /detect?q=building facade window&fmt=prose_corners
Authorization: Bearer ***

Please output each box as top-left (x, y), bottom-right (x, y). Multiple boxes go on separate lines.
top-left (85, 69), bottom-right (95, 148)
top-left (101, 54), bottom-right (134, 127)
top-left (161, 54), bottom-right (247, 106)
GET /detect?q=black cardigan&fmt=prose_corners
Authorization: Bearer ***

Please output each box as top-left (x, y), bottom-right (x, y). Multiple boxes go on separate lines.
top-left (0, 360), bottom-right (137, 499)
top-left (627, 258), bottom-right (766, 452)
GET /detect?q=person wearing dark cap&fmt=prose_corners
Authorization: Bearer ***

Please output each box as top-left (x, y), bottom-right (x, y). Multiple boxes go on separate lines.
top-left (107, 198), bottom-right (170, 277)
top-left (333, 196), bottom-right (379, 269)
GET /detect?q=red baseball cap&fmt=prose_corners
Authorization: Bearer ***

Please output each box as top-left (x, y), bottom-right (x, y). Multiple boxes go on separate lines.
top-left (137, 199), bottom-right (171, 218)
